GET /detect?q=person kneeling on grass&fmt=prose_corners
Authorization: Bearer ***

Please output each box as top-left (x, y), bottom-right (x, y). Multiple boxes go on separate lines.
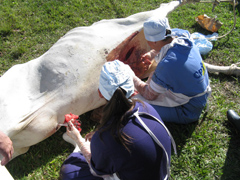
top-left (60, 60), bottom-right (176, 180)
top-left (133, 16), bottom-right (211, 124)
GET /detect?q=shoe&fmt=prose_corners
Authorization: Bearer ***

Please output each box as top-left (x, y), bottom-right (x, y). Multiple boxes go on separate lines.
top-left (227, 109), bottom-right (240, 132)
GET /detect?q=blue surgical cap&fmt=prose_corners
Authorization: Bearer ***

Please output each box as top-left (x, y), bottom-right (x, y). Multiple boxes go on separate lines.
top-left (99, 60), bottom-right (134, 101)
top-left (144, 17), bottom-right (171, 42)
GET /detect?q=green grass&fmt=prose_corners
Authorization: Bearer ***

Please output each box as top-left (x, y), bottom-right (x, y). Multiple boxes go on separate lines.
top-left (1, 0), bottom-right (240, 179)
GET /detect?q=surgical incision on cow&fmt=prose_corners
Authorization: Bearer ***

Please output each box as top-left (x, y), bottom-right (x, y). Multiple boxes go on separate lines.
top-left (106, 30), bottom-right (153, 79)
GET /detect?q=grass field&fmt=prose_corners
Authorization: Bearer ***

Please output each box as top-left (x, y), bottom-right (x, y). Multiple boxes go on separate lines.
top-left (1, 0), bottom-right (240, 179)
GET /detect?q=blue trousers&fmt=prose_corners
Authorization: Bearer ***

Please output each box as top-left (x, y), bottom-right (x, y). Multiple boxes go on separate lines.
top-left (151, 100), bottom-right (203, 124)
top-left (60, 152), bottom-right (103, 180)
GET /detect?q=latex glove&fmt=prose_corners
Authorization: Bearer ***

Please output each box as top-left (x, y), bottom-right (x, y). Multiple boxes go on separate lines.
top-left (133, 75), bottom-right (159, 101)
top-left (141, 50), bottom-right (158, 62)
top-left (0, 131), bottom-right (14, 166)
top-left (67, 121), bottom-right (92, 164)
top-left (66, 121), bottom-right (84, 143)
top-left (141, 52), bottom-right (152, 62)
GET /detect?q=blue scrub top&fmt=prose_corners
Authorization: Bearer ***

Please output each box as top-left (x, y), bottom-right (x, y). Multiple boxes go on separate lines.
top-left (150, 29), bottom-right (210, 124)
top-left (152, 36), bottom-right (209, 96)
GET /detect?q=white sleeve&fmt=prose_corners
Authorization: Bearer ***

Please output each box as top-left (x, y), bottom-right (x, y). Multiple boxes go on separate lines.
top-left (155, 44), bottom-right (171, 63)
top-left (149, 79), bottom-right (166, 94)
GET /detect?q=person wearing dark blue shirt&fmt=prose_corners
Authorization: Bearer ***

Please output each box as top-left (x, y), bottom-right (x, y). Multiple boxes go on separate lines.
top-left (60, 60), bottom-right (175, 180)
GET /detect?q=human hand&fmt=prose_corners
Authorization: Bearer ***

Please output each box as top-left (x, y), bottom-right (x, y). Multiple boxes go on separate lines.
top-left (0, 131), bottom-right (14, 166)
top-left (85, 131), bottom-right (95, 142)
top-left (66, 121), bottom-right (84, 142)
top-left (64, 113), bottom-right (82, 132)
top-left (141, 51), bottom-right (152, 62)
top-left (139, 52), bottom-right (152, 74)
top-left (142, 49), bottom-right (159, 62)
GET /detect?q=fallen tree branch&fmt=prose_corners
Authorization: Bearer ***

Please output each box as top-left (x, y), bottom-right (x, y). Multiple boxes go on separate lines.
top-left (205, 62), bottom-right (240, 76)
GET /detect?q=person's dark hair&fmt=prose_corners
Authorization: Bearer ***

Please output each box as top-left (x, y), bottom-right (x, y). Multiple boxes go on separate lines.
top-left (97, 87), bottom-right (137, 152)
top-left (165, 29), bottom-right (171, 36)
top-left (162, 29), bottom-right (172, 42)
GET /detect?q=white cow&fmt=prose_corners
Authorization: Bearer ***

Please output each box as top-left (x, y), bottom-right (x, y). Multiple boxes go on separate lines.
top-left (0, 1), bottom-right (181, 167)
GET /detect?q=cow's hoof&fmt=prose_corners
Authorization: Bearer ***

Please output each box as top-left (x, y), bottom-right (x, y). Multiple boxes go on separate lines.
top-left (63, 132), bottom-right (77, 147)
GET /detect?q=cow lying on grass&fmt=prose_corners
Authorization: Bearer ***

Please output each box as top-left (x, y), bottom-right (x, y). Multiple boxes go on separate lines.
top-left (0, 1), bottom-right (180, 165)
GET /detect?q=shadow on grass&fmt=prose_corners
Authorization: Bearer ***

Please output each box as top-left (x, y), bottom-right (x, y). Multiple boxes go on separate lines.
top-left (6, 128), bottom-right (74, 179)
top-left (221, 119), bottom-right (240, 179)
top-left (164, 119), bottom-right (200, 156)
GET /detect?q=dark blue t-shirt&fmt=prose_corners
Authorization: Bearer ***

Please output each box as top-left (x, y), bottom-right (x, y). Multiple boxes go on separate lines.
top-left (90, 102), bottom-right (172, 180)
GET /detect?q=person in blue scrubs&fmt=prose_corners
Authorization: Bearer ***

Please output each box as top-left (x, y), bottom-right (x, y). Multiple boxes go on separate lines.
top-left (133, 17), bottom-right (211, 124)
top-left (60, 60), bottom-right (175, 180)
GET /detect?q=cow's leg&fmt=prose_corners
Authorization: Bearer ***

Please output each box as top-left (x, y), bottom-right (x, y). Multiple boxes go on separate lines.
top-left (63, 132), bottom-right (91, 153)
top-left (10, 110), bottom-right (58, 159)
top-left (62, 132), bottom-right (81, 153)
top-left (12, 147), bottom-right (30, 159)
